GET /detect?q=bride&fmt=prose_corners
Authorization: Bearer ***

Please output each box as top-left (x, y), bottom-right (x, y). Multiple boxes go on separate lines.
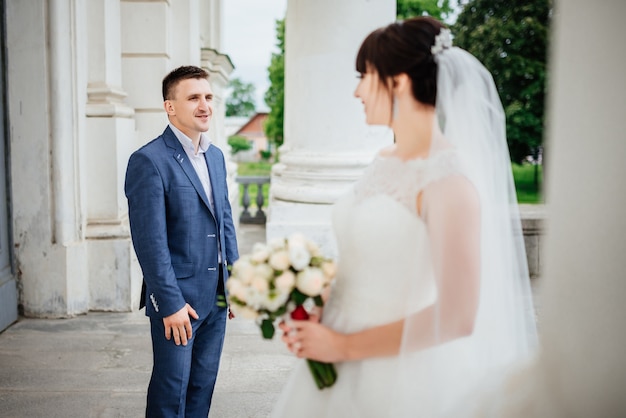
top-left (272, 16), bottom-right (537, 417)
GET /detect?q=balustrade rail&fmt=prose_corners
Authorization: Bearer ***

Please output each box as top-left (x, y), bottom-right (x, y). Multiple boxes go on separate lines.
top-left (236, 176), bottom-right (271, 224)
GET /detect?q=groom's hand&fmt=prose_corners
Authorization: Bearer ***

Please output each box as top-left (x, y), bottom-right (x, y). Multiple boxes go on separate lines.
top-left (163, 303), bottom-right (199, 346)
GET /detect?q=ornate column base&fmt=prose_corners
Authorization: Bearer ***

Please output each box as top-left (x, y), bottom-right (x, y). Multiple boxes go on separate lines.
top-left (267, 149), bottom-right (383, 257)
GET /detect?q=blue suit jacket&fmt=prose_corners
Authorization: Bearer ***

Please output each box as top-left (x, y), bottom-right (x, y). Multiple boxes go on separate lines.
top-left (125, 126), bottom-right (239, 319)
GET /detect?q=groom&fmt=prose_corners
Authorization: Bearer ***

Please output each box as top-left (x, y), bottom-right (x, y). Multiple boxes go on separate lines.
top-left (125, 65), bottom-right (239, 417)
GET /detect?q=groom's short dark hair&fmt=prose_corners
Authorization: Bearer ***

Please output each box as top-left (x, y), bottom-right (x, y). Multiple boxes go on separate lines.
top-left (162, 65), bottom-right (210, 101)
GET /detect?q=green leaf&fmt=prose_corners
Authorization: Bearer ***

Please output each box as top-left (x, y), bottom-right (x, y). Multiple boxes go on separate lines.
top-left (290, 289), bottom-right (308, 306)
top-left (313, 295), bottom-right (324, 307)
top-left (260, 319), bottom-right (275, 339)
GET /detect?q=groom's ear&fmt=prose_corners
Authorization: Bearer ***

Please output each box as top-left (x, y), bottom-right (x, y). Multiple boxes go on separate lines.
top-left (164, 100), bottom-right (175, 116)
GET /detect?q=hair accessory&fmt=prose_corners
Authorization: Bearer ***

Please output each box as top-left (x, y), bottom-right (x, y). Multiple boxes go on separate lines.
top-left (431, 28), bottom-right (452, 56)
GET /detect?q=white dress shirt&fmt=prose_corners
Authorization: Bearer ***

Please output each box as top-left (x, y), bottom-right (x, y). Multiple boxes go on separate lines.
top-left (169, 123), bottom-right (214, 211)
top-left (169, 123), bottom-right (222, 262)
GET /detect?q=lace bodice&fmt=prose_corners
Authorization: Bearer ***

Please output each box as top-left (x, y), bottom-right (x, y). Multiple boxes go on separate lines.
top-left (353, 149), bottom-right (464, 216)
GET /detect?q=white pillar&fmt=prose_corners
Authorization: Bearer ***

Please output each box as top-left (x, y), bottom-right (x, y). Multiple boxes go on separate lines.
top-left (201, 48), bottom-right (240, 226)
top-left (200, 0), bottom-right (222, 50)
top-left (489, 2), bottom-right (626, 416)
top-left (121, 0), bottom-right (170, 146)
top-left (267, 0), bottom-right (395, 255)
top-left (170, 0), bottom-right (201, 67)
top-left (85, 0), bottom-right (140, 311)
top-left (7, 0), bottom-right (89, 317)
top-left (199, 1), bottom-right (239, 226)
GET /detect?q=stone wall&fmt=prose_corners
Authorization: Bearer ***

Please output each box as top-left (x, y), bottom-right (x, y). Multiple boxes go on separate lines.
top-left (520, 204), bottom-right (545, 279)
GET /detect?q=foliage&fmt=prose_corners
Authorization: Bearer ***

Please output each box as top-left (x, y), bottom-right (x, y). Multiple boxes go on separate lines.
top-left (237, 161), bottom-right (272, 176)
top-left (397, 0), bottom-right (453, 21)
top-left (453, 0), bottom-right (551, 163)
top-left (225, 78), bottom-right (256, 117)
top-left (264, 18), bottom-right (285, 149)
top-left (512, 163), bottom-right (543, 203)
top-left (228, 135), bottom-right (252, 155)
top-left (259, 149), bottom-right (273, 161)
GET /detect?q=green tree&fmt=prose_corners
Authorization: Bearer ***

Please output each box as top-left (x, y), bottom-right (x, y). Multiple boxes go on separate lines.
top-left (453, 0), bottom-right (551, 164)
top-left (264, 18), bottom-right (285, 149)
top-left (227, 135), bottom-right (253, 155)
top-left (397, 0), bottom-right (453, 21)
top-left (226, 78), bottom-right (256, 117)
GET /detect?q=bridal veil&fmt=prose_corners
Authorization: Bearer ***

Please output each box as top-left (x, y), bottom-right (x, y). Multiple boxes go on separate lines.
top-left (391, 43), bottom-right (539, 416)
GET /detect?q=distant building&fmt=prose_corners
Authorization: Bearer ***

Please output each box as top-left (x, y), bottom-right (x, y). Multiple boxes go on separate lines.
top-left (229, 112), bottom-right (270, 162)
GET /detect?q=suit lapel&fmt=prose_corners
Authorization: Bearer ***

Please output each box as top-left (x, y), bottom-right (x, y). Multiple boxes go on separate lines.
top-left (205, 147), bottom-right (221, 224)
top-left (163, 127), bottom-right (216, 219)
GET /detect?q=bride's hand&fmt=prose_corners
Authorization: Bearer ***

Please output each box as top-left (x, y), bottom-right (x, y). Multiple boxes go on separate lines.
top-left (282, 317), bottom-right (348, 363)
top-left (277, 309), bottom-right (322, 336)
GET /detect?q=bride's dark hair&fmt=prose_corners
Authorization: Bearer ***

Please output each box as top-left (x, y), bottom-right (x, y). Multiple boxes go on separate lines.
top-left (355, 16), bottom-right (447, 106)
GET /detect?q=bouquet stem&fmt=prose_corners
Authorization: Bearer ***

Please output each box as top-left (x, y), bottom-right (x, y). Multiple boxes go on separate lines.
top-left (306, 359), bottom-right (337, 389)
top-left (291, 305), bottom-right (337, 389)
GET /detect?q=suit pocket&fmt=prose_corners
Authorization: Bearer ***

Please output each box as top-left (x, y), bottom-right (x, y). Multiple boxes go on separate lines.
top-left (172, 262), bottom-right (194, 279)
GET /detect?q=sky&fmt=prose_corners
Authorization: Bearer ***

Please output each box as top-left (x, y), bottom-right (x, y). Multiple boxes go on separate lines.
top-left (223, 0), bottom-right (288, 112)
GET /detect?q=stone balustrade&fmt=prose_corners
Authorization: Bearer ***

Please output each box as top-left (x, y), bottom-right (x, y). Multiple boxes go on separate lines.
top-left (236, 177), bottom-right (546, 280)
top-left (520, 204), bottom-right (546, 279)
top-left (236, 176), bottom-right (271, 225)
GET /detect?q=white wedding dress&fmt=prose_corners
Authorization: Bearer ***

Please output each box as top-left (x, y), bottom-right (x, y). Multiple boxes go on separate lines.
top-left (271, 45), bottom-right (539, 417)
top-left (272, 149), bottom-right (476, 418)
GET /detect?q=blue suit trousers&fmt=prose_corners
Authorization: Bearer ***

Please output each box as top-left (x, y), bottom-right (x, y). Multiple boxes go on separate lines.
top-left (146, 299), bottom-right (227, 417)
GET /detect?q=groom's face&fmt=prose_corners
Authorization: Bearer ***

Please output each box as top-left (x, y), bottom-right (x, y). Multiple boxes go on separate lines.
top-left (164, 77), bottom-right (214, 141)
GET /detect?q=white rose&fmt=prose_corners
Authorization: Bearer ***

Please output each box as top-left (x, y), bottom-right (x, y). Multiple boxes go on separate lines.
top-left (230, 304), bottom-right (259, 320)
top-left (251, 276), bottom-right (269, 294)
top-left (321, 261), bottom-right (337, 282)
top-left (246, 279), bottom-right (269, 311)
top-left (289, 244), bottom-right (311, 271)
top-left (287, 232), bottom-right (306, 247)
top-left (269, 250), bottom-right (291, 271)
top-left (274, 270), bottom-right (296, 293)
top-left (232, 258), bottom-right (255, 284)
top-left (254, 264), bottom-right (274, 281)
top-left (306, 240), bottom-right (322, 257)
top-left (251, 243), bottom-right (270, 263)
top-left (296, 267), bottom-right (326, 297)
top-left (268, 237), bottom-right (286, 251)
top-left (226, 278), bottom-right (248, 303)
top-left (263, 290), bottom-right (290, 312)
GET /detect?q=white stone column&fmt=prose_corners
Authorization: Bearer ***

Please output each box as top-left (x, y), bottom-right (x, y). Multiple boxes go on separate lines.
top-left (201, 48), bottom-right (240, 226)
top-left (170, 0), bottom-right (201, 66)
top-left (488, 2), bottom-right (626, 417)
top-left (201, 0), bottom-right (222, 50)
top-left (85, 0), bottom-right (140, 311)
top-left (121, 0), bottom-right (170, 146)
top-left (198, 0), bottom-right (239, 227)
top-left (267, 0), bottom-right (395, 255)
top-left (6, 0), bottom-right (89, 317)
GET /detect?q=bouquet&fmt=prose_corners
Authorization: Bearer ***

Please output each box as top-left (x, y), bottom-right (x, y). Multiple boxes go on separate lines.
top-left (226, 232), bottom-right (338, 389)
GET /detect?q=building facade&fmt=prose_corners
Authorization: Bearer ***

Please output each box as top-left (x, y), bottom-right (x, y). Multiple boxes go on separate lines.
top-left (0, 0), bottom-right (235, 331)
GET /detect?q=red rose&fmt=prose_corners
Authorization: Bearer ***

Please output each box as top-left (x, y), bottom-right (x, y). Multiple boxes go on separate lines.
top-left (290, 305), bottom-right (309, 321)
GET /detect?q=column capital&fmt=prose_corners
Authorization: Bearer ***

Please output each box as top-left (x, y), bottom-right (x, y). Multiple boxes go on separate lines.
top-left (201, 48), bottom-right (234, 86)
top-left (86, 83), bottom-right (134, 117)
